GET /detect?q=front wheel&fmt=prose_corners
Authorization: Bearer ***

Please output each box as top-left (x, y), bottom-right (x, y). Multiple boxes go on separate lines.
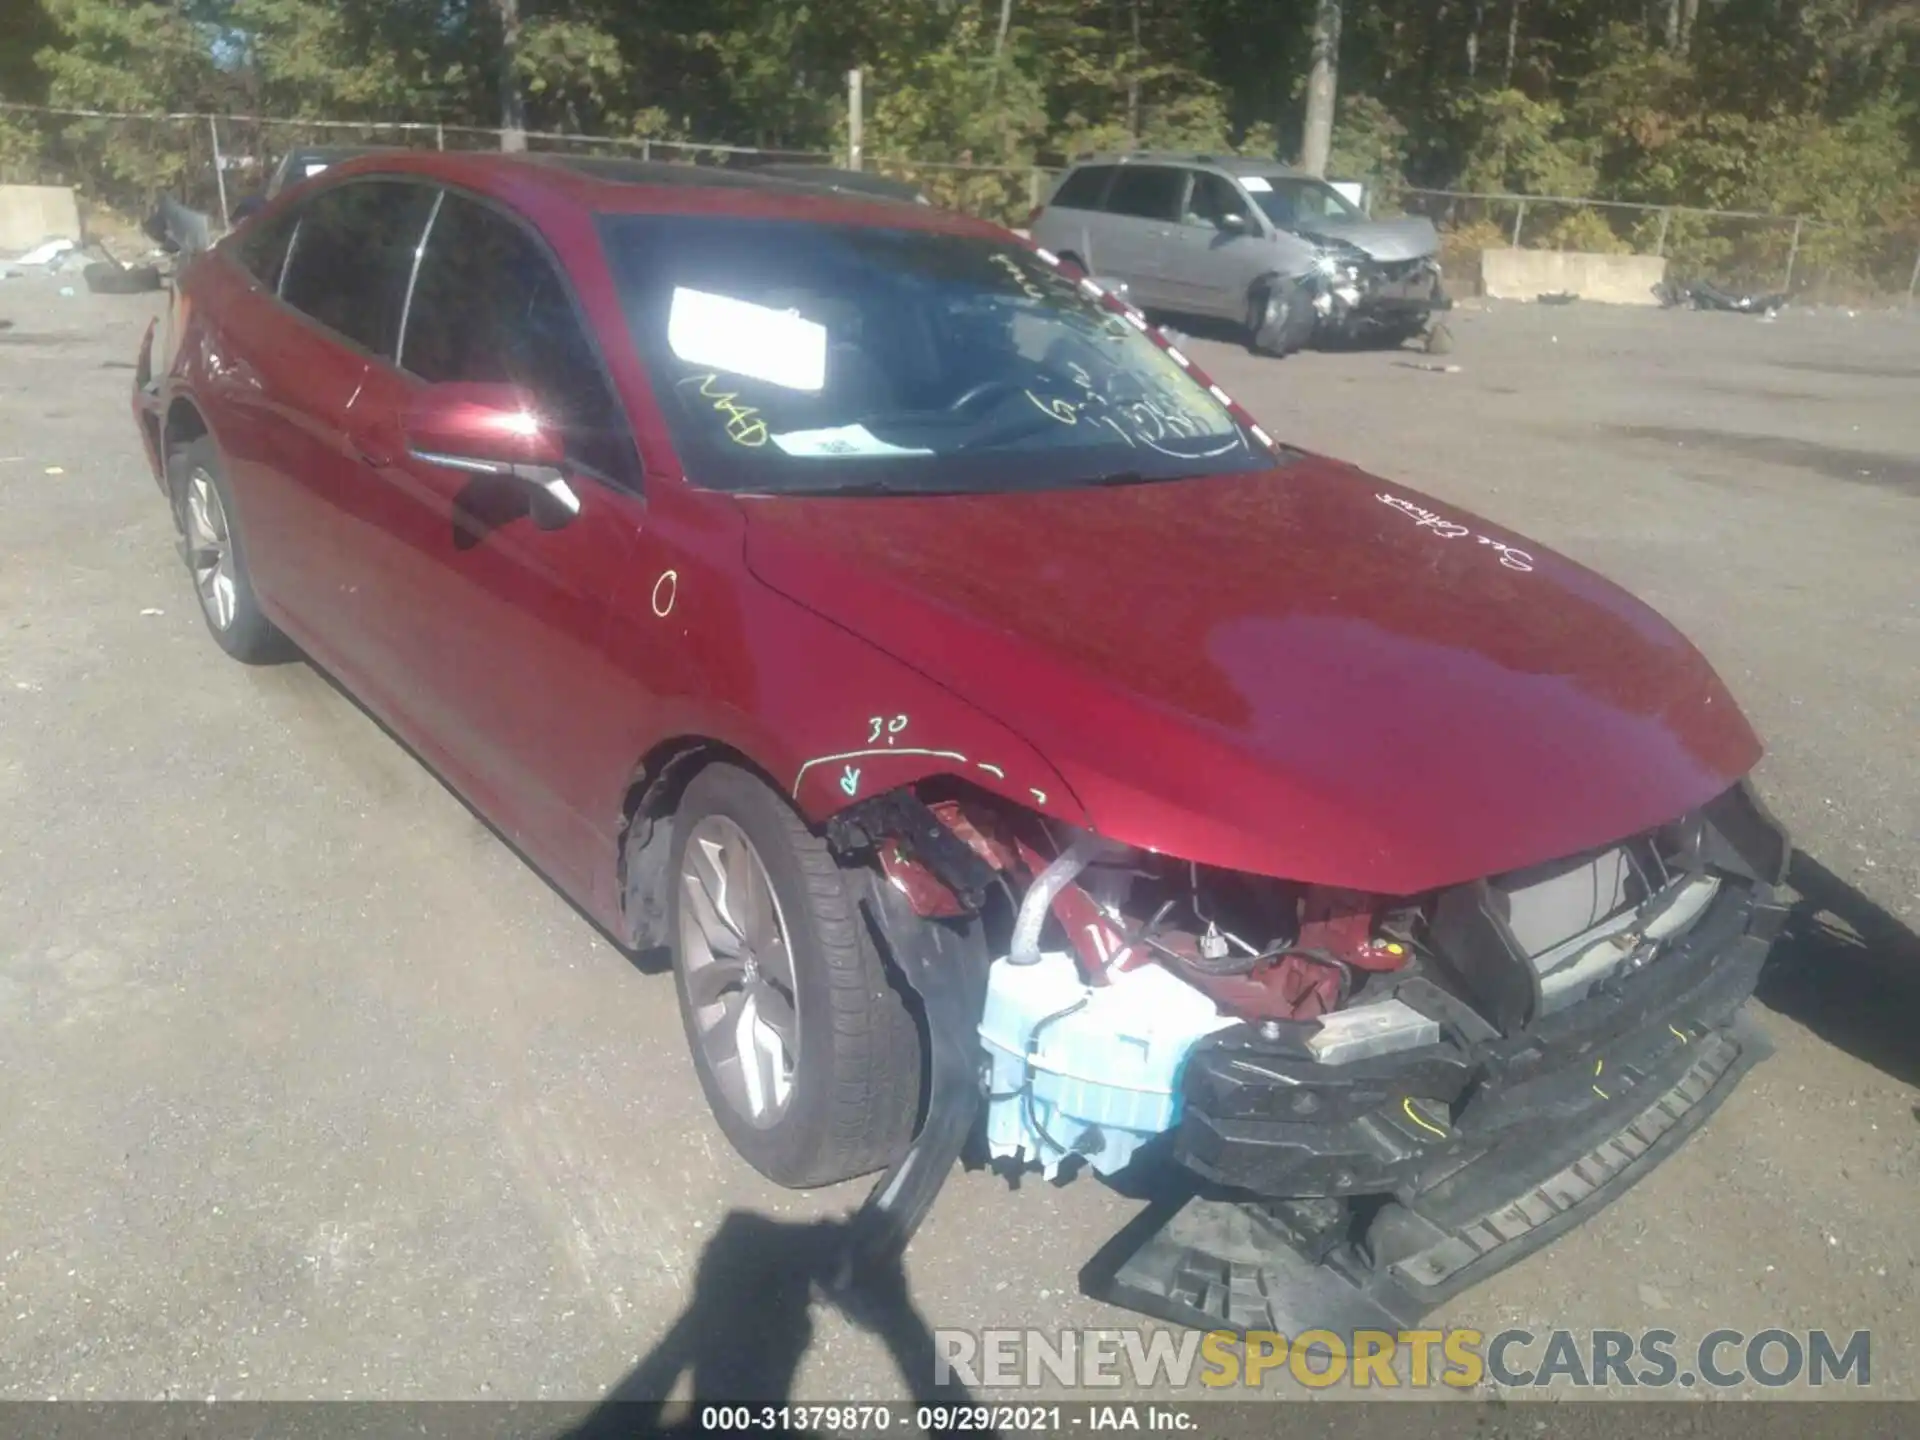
top-left (668, 764), bottom-right (922, 1187)
top-left (1247, 279), bottom-right (1311, 357)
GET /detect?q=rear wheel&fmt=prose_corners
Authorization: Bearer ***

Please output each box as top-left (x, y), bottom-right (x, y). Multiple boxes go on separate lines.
top-left (668, 764), bottom-right (922, 1187)
top-left (167, 436), bottom-right (288, 663)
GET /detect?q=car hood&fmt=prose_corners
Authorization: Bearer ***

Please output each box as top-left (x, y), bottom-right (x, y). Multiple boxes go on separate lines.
top-left (1293, 214), bottom-right (1439, 264)
top-left (738, 458), bottom-right (1760, 893)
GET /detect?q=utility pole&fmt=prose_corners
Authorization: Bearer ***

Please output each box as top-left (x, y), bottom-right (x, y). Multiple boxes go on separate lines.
top-left (847, 68), bottom-right (863, 171)
top-left (988, 0), bottom-right (1014, 103)
top-left (1300, 0), bottom-right (1342, 177)
top-left (498, 0), bottom-right (527, 151)
top-left (1127, 0), bottom-right (1141, 144)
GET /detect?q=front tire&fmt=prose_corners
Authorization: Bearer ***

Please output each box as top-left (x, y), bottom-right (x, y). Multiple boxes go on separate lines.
top-left (1247, 278), bottom-right (1309, 357)
top-left (668, 764), bottom-right (922, 1187)
top-left (167, 435), bottom-right (288, 663)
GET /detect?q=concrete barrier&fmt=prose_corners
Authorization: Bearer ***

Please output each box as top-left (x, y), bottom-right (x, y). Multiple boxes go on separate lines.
top-left (1478, 248), bottom-right (1667, 306)
top-left (0, 185), bottom-right (84, 253)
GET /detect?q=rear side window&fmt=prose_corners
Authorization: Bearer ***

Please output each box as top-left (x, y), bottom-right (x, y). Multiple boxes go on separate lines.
top-left (280, 179), bottom-right (438, 358)
top-left (401, 192), bottom-right (637, 489)
top-left (1104, 166), bottom-right (1187, 221)
top-left (1049, 166), bottom-right (1114, 210)
top-left (234, 208), bottom-right (297, 291)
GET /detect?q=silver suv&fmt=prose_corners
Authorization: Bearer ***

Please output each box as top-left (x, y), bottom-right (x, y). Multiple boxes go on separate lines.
top-left (1030, 152), bottom-right (1448, 356)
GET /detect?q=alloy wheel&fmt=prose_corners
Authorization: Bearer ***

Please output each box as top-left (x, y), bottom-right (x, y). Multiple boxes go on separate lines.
top-left (184, 468), bottom-right (237, 631)
top-left (677, 815), bottom-right (801, 1128)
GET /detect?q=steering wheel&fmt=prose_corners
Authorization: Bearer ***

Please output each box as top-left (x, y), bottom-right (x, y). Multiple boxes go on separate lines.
top-left (946, 379), bottom-right (1021, 414)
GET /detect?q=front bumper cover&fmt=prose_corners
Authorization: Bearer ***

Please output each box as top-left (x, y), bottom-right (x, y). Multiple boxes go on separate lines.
top-left (1089, 1008), bottom-right (1771, 1335)
top-left (1176, 880), bottom-right (1783, 1198)
top-left (1315, 256), bottom-right (1448, 331)
top-left (1080, 882), bottom-right (1784, 1334)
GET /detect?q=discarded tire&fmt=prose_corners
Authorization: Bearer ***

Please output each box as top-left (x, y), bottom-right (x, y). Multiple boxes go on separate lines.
top-left (82, 261), bottom-right (162, 295)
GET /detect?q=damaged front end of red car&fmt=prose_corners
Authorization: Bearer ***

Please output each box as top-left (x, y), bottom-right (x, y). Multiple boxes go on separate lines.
top-left (827, 775), bottom-right (1790, 1337)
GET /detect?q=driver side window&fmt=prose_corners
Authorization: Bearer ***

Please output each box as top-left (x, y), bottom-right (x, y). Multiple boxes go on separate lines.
top-left (400, 191), bottom-right (639, 491)
top-left (1182, 172), bottom-right (1247, 231)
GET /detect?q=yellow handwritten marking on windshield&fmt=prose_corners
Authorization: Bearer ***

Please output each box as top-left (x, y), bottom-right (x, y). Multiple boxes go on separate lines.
top-left (990, 252), bottom-right (1049, 303)
top-left (687, 372), bottom-right (768, 448)
top-left (1024, 390), bottom-right (1080, 424)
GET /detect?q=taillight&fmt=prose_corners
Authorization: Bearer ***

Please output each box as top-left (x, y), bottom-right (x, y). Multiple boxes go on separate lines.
top-left (1025, 205), bottom-right (1044, 230)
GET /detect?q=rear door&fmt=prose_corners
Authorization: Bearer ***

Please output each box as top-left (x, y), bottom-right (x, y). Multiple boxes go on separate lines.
top-left (190, 204), bottom-right (314, 601)
top-left (1162, 169), bottom-right (1275, 318)
top-left (268, 178), bottom-right (440, 678)
top-left (196, 179), bottom-right (438, 671)
top-left (1094, 165), bottom-right (1189, 307)
top-left (363, 189), bottom-right (653, 892)
top-left (1031, 164), bottom-right (1115, 270)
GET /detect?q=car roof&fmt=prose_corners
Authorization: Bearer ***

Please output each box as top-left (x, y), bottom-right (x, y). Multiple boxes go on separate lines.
top-left (1069, 151), bottom-right (1313, 179)
top-left (281, 144), bottom-right (402, 165)
top-left (310, 149), bottom-right (998, 237)
top-left (747, 163), bottom-right (930, 204)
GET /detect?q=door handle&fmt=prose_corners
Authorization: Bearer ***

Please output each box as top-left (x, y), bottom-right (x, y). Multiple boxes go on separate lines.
top-left (349, 427), bottom-right (397, 468)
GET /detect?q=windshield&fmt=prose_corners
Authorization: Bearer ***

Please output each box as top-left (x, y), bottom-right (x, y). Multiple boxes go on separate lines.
top-left (1241, 176), bottom-right (1363, 228)
top-left (597, 214), bottom-right (1264, 495)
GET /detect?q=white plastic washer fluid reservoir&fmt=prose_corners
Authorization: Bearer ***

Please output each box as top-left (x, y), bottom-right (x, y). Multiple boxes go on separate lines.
top-left (978, 951), bottom-right (1235, 1178)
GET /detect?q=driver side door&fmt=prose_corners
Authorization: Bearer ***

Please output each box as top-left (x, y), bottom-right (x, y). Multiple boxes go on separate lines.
top-left (1162, 170), bottom-right (1276, 320)
top-left (355, 189), bottom-right (659, 898)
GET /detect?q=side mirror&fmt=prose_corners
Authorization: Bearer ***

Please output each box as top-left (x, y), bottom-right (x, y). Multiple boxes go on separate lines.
top-left (403, 382), bottom-right (580, 527)
top-left (1218, 211), bottom-right (1252, 234)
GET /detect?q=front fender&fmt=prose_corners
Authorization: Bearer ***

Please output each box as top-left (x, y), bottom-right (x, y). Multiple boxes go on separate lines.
top-left (601, 549), bottom-right (1086, 947)
top-left (667, 569), bottom-right (1089, 827)
top-left (598, 494), bottom-right (1090, 849)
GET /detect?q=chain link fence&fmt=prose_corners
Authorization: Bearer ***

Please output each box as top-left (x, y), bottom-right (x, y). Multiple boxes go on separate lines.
top-left (864, 158), bottom-right (1059, 228)
top-left (4, 102), bottom-right (1915, 302)
top-left (0, 101), bottom-right (1072, 232)
top-left (0, 103), bottom-right (838, 229)
top-left (1396, 187), bottom-right (1920, 306)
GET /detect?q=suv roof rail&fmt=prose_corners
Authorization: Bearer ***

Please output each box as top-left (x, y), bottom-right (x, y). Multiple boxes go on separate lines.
top-left (1066, 149), bottom-right (1218, 165)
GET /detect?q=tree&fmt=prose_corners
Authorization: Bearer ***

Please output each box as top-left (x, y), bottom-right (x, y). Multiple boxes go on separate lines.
top-left (6, 0), bottom-right (1914, 287)
top-left (1300, 0), bottom-right (1341, 174)
top-left (1, 0), bottom-right (55, 103)
top-left (497, 0), bottom-right (526, 148)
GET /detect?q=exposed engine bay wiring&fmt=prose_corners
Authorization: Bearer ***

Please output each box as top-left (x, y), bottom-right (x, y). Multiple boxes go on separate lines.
top-left (829, 780), bottom-right (1739, 1039)
top-left (831, 784), bottom-right (1404, 1022)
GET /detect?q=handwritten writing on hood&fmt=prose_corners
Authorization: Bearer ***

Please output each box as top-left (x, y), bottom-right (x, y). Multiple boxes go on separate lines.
top-left (1376, 492), bottom-right (1535, 572)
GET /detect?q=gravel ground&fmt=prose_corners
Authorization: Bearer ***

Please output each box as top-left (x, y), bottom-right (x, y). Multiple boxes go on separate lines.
top-left (1, 268), bottom-right (1915, 1404)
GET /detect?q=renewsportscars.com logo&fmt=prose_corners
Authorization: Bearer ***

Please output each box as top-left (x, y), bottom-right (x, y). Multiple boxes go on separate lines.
top-left (933, 1327), bottom-right (1872, 1391)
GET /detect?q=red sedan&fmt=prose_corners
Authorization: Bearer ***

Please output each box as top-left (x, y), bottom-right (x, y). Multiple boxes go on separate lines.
top-left (133, 151), bottom-right (1789, 1330)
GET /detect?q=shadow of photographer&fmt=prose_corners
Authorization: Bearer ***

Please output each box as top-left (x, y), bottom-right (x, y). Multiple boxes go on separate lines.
top-left (1758, 851), bottom-right (1920, 1094)
top-left (565, 1209), bottom-right (977, 1438)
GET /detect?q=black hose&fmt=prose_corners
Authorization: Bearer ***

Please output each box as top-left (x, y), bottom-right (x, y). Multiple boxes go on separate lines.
top-left (1020, 996), bottom-right (1090, 1159)
top-left (1175, 943), bottom-right (1264, 977)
